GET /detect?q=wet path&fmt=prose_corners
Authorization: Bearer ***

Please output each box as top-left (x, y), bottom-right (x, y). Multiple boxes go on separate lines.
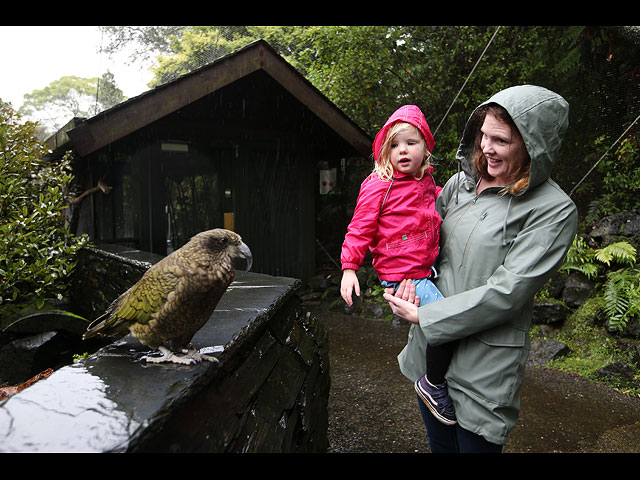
top-left (308, 304), bottom-right (640, 453)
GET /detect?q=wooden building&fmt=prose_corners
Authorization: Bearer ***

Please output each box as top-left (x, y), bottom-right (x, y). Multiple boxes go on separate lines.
top-left (46, 40), bottom-right (371, 280)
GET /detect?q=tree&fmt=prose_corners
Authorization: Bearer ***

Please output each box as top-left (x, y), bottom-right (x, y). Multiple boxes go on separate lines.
top-left (99, 26), bottom-right (188, 65)
top-left (147, 26), bottom-right (316, 86)
top-left (18, 73), bottom-right (126, 138)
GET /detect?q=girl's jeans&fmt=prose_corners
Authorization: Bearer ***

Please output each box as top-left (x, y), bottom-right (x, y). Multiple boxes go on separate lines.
top-left (417, 396), bottom-right (503, 453)
top-left (380, 276), bottom-right (443, 305)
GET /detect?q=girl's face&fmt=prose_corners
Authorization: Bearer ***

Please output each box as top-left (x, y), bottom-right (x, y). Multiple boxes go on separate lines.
top-left (390, 127), bottom-right (426, 176)
top-left (480, 112), bottom-right (528, 185)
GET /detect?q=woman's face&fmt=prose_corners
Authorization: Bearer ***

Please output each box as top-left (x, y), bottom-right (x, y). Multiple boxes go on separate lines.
top-left (480, 112), bottom-right (528, 185)
top-left (390, 126), bottom-right (426, 176)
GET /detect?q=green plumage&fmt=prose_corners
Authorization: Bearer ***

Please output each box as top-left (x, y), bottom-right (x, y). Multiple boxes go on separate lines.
top-left (83, 229), bottom-right (252, 364)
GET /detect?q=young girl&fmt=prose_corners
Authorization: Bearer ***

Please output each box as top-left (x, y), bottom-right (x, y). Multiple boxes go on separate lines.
top-left (340, 105), bottom-right (456, 425)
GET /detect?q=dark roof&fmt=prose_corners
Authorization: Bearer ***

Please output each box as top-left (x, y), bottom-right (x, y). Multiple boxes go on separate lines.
top-left (61, 39), bottom-right (371, 158)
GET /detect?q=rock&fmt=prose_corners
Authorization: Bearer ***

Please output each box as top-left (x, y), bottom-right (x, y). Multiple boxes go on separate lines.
top-left (527, 338), bottom-right (569, 367)
top-left (616, 339), bottom-right (640, 368)
top-left (563, 272), bottom-right (595, 308)
top-left (590, 211), bottom-right (640, 242)
top-left (544, 272), bottom-right (567, 299)
top-left (364, 301), bottom-right (392, 320)
top-left (594, 361), bottom-right (638, 388)
top-left (343, 294), bottom-right (364, 315)
top-left (298, 291), bottom-right (323, 302)
top-left (607, 317), bottom-right (640, 340)
top-left (0, 331), bottom-right (58, 384)
top-left (306, 275), bottom-right (333, 292)
top-left (532, 300), bottom-right (570, 325)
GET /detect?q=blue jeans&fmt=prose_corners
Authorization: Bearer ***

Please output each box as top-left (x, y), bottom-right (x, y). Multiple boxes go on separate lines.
top-left (380, 277), bottom-right (444, 305)
top-left (417, 395), bottom-right (503, 453)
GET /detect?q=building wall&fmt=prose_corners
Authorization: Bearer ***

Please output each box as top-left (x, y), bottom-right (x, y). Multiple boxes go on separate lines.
top-left (72, 71), bottom-right (357, 280)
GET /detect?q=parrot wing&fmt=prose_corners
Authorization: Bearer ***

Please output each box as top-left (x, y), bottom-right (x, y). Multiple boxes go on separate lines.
top-left (83, 264), bottom-right (182, 339)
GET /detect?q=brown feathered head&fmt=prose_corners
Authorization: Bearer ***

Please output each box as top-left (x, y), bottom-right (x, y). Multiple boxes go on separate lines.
top-left (192, 229), bottom-right (252, 271)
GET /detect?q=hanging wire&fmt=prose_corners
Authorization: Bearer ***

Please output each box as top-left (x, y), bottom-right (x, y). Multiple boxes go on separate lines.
top-left (432, 26), bottom-right (502, 138)
top-left (568, 112), bottom-right (640, 198)
top-left (94, 27), bottom-right (104, 115)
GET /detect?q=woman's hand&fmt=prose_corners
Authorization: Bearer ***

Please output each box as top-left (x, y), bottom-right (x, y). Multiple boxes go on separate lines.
top-left (383, 279), bottom-right (420, 324)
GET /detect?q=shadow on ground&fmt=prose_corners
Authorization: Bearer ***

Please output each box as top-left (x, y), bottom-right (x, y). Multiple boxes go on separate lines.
top-left (307, 303), bottom-right (640, 453)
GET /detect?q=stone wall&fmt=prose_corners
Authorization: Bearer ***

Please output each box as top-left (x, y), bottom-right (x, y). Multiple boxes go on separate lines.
top-left (0, 245), bottom-right (330, 452)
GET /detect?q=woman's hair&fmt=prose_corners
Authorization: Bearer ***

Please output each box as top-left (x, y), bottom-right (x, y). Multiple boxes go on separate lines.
top-left (471, 103), bottom-right (531, 196)
top-left (373, 122), bottom-right (431, 182)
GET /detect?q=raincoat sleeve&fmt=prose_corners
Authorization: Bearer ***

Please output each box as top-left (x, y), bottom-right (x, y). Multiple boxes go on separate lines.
top-left (340, 175), bottom-right (383, 271)
top-left (420, 186), bottom-right (578, 346)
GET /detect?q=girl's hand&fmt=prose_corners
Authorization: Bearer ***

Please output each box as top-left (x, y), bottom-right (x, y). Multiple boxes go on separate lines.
top-left (383, 279), bottom-right (420, 324)
top-left (340, 269), bottom-right (360, 306)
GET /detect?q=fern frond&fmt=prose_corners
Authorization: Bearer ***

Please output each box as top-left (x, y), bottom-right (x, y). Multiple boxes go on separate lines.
top-left (597, 241), bottom-right (636, 266)
top-left (603, 267), bottom-right (640, 331)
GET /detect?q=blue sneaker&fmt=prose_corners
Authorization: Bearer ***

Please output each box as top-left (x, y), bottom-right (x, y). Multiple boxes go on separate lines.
top-left (415, 374), bottom-right (457, 425)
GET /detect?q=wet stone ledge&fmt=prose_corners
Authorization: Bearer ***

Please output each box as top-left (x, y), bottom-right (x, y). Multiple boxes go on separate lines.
top-left (0, 245), bottom-right (330, 452)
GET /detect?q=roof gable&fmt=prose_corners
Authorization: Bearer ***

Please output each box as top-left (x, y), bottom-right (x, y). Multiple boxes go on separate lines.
top-left (66, 40), bottom-right (371, 157)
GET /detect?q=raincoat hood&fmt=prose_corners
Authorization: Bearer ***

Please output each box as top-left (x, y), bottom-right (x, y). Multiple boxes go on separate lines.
top-left (456, 85), bottom-right (569, 195)
top-left (373, 105), bottom-right (435, 161)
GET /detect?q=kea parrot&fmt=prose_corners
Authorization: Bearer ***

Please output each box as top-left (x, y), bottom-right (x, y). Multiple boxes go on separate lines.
top-left (83, 229), bottom-right (252, 365)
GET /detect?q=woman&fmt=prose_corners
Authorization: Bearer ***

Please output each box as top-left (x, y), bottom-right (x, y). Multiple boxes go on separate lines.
top-left (384, 85), bottom-right (578, 452)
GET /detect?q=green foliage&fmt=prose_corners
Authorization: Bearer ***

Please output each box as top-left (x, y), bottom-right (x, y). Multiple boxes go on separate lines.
top-left (603, 268), bottom-right (640, 332)
top-left (541, 296), bottom-right (640, 395)
top-left (73, 352), bottom-right (89, 363)
top-left (561, 235), bottom-right (636, 279)
top-left (599, 135), bottom-right (640, 215)
top-left (561, 234), bottom-right (639, 332)
top-left (595, 241), bottom-right (637, 267)
top-left (150, 26), bottom-right (318, 86)
top-left (0, 102), bottom-right (88, 312)
top-left (582, 134), bottom-right (640, 224)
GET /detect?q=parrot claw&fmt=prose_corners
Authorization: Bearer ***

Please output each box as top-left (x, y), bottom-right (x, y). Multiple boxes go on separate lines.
top-left (184, 347), bottom-right (219, 363)
top-left (142, 346), bottom-right (219, 365)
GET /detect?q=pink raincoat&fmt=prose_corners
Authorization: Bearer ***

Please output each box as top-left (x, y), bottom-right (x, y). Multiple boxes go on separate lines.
top-left (341, 105), bottom-right (441, 281)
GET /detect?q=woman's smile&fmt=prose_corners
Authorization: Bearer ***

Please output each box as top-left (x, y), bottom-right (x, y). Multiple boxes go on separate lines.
top-left (480, 113), bottom-right (528, 185)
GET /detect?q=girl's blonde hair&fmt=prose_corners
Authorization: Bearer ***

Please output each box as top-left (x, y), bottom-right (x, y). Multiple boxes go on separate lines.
top-left (373, 122), bottom-right (432, 182)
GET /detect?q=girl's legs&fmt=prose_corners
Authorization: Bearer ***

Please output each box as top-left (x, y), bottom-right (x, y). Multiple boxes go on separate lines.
top-left (412, 277), bottom-right (449, 384)
top-left (426, 342), bottom-right (453, 384)
top-left (417, 395), bottom-right (458, 452)
top-left (412, 278), bottom-right (456, 424)
top-left (417, 396), bottom-right (503, 453)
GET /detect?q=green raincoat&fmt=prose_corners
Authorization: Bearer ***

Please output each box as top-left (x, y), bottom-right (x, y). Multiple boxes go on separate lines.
top-left (397, 85), bottom-right (578, 445)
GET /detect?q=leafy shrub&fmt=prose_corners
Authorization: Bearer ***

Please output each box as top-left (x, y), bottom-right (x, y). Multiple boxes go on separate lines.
top-left (0, 102), bottom-right (88, 311)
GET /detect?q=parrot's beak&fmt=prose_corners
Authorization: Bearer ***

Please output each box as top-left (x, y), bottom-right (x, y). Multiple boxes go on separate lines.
top-left (237, 242), bottom-right (253, 271)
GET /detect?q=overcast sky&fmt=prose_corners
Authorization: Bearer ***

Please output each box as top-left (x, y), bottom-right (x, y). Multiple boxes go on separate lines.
top-left (0, 25), bottom-right (152, 109)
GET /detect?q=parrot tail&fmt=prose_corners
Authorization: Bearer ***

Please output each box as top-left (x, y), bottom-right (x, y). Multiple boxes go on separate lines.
top-left (83, 310), bottom-right (125, 340)
top-left (82, 312), bottom-right (110, 340)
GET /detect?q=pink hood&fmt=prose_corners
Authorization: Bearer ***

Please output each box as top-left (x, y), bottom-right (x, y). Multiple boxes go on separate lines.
top-left (372, 105), bottom-right (435, 161)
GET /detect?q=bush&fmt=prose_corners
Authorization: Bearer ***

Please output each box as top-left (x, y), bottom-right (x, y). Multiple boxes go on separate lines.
top-left (0, 102), bottom-right (88, 312)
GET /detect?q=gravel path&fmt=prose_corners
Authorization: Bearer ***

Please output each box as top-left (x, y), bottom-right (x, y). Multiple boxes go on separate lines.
top-left (308, 304), bottom-right (640, 453)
